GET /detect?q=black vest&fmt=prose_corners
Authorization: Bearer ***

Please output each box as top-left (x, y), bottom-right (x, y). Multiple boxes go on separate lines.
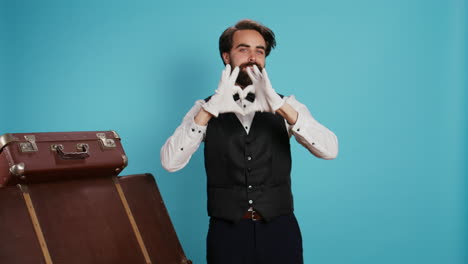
top-left (204, 111), bottom-right (293, 222)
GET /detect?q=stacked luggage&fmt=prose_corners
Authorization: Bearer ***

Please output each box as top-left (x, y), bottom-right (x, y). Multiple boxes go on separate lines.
top-left (0, 131), bottom-right (192, 264)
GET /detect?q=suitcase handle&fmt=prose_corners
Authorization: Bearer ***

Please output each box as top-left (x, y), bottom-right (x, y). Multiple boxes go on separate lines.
top-left (54, 144), bottom-right (90, 160)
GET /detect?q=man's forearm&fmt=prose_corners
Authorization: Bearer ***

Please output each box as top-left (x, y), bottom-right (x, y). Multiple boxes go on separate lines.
top-left (195, 108), bottom-right (213, 126)
top-left (160, 101), bottom-right (207, 172)
top-left (276, 103), bottom-right (298, 125)
top-left (282, 96), bottom-right (338, 160)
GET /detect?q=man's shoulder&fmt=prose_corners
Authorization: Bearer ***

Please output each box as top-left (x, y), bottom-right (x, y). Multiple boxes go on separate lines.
top-left (204, 95), bottom-right (213, 102)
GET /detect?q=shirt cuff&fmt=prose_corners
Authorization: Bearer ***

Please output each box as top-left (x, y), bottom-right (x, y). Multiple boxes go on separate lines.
top-left (291, 112), bottom-right (317, 147)
top-left (187, 117), bottom-right (207, 139)
top-left (291, 111), bottom-right (305, 133)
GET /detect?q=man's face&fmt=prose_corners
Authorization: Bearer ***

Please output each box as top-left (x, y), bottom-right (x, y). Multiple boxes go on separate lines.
top-left (222, 29), bottom-right (266, 87)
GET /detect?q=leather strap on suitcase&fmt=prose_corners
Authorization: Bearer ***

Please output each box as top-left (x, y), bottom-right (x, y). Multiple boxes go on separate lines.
top-left (18, 184), bottom-right (53, 264)
top-left (112, 177), bottom-right (152, 264)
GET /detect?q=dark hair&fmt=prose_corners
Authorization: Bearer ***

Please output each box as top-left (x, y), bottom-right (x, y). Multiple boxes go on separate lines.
top-left (219, 19), bottom-right (276, 63)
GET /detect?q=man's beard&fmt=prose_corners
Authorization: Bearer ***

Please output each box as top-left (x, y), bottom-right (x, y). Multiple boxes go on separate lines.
top-left (235, 62), bottom-right (263, 88)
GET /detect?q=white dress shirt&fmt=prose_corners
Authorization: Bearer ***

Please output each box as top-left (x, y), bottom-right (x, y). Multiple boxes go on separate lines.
top-left (161, 95), bottom-right (338, 172)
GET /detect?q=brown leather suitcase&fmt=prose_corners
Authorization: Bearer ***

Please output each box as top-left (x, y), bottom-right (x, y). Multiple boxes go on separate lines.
top-left (0, 131), bottom-right (128, 187)
top-left (0, 131), bottom-right (192, 264)
top-left (0, 174), bottom-right (192, 264)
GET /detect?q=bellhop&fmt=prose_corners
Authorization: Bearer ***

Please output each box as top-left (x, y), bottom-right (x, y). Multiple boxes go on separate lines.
top-left (161, 19), bottom-right (338, 264)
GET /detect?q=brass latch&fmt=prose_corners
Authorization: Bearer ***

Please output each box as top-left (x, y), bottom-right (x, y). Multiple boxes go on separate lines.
top-left (97, 133), bottom-right (116, 150)
top-left (19, 135), bottom-right (38, 153)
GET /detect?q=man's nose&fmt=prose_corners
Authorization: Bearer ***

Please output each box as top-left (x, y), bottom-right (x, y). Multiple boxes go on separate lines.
top-left (248, 52), bottom-right (256, 62)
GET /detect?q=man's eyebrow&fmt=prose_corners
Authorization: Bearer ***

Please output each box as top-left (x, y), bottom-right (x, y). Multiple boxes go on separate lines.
top-left (235, 43), bottom-right (266, 50)
top-left (235, 43), bottom-right (251, 48)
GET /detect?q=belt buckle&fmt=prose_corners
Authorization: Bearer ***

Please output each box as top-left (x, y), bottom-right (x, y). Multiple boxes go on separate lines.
top-left (251, 210), bottom-right (258, 221)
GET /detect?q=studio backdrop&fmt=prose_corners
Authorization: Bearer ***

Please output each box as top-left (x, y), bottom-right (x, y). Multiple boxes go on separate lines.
top-left (1, 0), bottom-right (466, 263)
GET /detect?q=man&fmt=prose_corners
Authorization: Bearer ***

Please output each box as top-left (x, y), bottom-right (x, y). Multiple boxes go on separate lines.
top-left (161, 19), bottom-right (338, 264)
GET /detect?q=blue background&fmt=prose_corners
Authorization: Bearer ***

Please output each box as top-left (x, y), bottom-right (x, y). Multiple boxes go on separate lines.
top-left (1, 0), bottom-right (467, 263)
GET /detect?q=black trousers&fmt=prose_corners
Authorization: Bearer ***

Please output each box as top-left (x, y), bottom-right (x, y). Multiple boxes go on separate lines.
top-left (207, 214), bottom-right (303, 264)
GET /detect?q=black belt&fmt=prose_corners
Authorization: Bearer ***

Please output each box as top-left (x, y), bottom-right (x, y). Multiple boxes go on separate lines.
top-left (242, 209), bottom-right (263, 221)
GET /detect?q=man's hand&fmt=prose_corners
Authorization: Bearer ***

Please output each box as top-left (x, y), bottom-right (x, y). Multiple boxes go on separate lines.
top-left (246, 65), bottom-right (285, 114)
top-left (202, 64), bottom-right (244, 117)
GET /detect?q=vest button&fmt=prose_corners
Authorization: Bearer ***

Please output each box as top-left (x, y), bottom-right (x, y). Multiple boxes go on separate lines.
top-left (248, 185), bottom-right (253, 190)
top-left (247, 156), bottom-right (252, 161)
top-left (248, 200), bottom-right (253, 205)
top-left (247, 168), bottom-right (252, 172)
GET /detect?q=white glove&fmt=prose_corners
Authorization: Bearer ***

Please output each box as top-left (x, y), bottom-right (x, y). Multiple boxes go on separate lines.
top-left (246, 65), bottom-right (285, 113)
top-left (202, 64), bottom-right (244, 117)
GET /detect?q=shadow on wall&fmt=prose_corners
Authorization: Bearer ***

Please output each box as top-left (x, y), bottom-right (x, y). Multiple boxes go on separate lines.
top-left (154, 55), bottom-right (214, 255)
